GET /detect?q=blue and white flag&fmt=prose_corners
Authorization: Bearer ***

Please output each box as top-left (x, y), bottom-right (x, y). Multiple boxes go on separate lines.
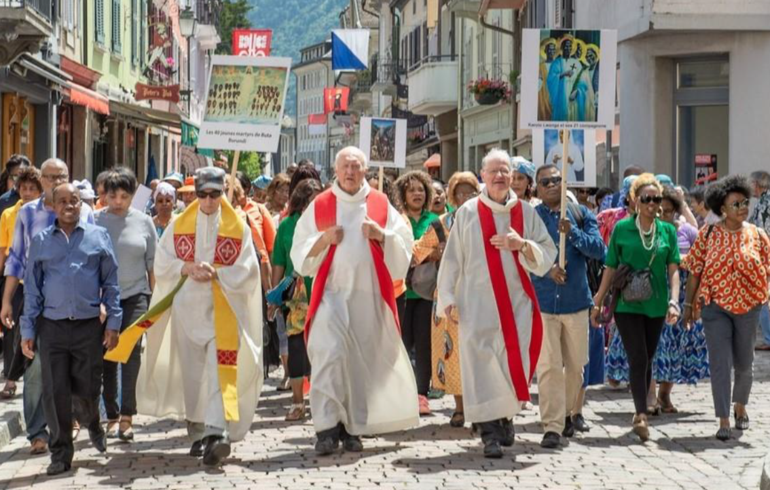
top-left (331, 29), bottom-right (369, 70)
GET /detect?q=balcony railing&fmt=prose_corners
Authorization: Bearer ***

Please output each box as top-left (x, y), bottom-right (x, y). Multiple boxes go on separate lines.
top-left (196, 0), bottom-right (222, 27)
top-left (401, 54), bottom-right (458, 74)
top-left (0, 0), bottom-right (52, 22)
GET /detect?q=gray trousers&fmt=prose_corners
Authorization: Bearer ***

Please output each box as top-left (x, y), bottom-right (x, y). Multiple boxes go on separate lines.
top-left (701, 303), bottom-right (762, 419)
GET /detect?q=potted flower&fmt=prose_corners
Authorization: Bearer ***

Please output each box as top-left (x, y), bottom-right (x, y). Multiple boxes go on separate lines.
top-left (467, 78), bottom-right (512, 105)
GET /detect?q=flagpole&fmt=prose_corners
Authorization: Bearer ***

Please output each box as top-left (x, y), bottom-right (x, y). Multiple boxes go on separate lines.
top-left (558, 129), bottom-right (569, 269)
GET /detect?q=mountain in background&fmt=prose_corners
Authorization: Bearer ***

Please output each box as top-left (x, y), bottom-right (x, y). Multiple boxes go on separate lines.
top-left (246, 0), bottom-right (349, 117)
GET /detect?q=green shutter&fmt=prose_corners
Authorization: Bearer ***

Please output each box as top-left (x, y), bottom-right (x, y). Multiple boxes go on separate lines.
top-left (96, 0), bottom-right (105, 44)
top-left (131, 0), bottom-right (138, 66)
top-left (111, 0), bottom-right (122, 53)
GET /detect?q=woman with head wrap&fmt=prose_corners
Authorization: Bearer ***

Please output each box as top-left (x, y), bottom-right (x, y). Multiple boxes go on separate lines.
top-left (511, 157), bottom-right (539, 205)
top-left (152, 182), bottom-right (176, 237)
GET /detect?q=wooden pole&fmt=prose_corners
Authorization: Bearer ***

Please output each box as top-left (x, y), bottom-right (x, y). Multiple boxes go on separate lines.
top-left (227, 150), bottom-right (241, 203)
top-left (558, 129), bottom-right (569, 269)
top-left (378, 165), bottom-right (384, 193)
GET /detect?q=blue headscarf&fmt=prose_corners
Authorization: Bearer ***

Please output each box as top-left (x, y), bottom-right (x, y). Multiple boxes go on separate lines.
top-left (511, 156), bottom-right (536, 181)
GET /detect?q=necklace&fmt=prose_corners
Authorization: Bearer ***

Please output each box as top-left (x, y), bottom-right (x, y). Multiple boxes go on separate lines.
top-left (636, 214), bottom-right (657, 251)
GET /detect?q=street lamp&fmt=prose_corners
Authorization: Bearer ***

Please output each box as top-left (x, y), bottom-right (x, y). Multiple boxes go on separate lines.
top-left (179, 6), bottom-right (197, 115)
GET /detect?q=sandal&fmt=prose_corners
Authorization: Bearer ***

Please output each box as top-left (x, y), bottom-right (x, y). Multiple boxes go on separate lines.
top-left (418, 395), bottom-right (431, 416)
top-left (646, 403), bottom-right (661, 416)
top-left (277, 377), bottom-right (291, 392)
top-left (449, 411), bottom-right (465, 428)
top-left (716, 426), bottom-right (731, 441)
top-left (0, 383), bottom-right (16, 399)
top-left (734, 410), bottom-right (750, 431)
top-left (72, 420), bottom-right (81, 441)
top-left (106, 419), bottom-right (120, 439)
top-left (118, 418), bottom-right (134, 442)
top-left (632, 415), bottom-right (649, 442)
top-left (658, 396), bottom-right (678, 414)
top-left (29, 438), bottom-right (48, 455)
top-left (285, 403), bottom-right (306, 422)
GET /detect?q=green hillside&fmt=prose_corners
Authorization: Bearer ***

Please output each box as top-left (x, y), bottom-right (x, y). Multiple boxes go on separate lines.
top-left (246, 0), bottom-right (349, 116)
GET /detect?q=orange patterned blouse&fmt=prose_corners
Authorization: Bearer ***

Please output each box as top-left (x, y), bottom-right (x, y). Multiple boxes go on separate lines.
top-left (682, 223), bottom-right (770, 314)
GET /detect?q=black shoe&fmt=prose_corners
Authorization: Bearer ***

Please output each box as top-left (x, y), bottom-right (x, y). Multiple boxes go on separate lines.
top-left (716, 427), bottom-right (731, 441)
top-left (572, 414), bottom-right (590, 433)
top-left (89, 429), bottom-right (108, 453)
top-left (483, 440), bottom-right (503, 459)
top-left (189, 440), bottom-right (204, 457)
top-left (501, 419), bottom-right (515, 447)
top-left (46, 461), bottom-right (71, 476)
top-left (540, 431), bottom-right (561, 449)
top-left (315, 436), bottom-right (339, 456)
top-left (561, 416), bottom-right (575, 438)
top-left (734, 411), bottom-right (749, 430)
top-left (342, 435), bottom-right (363, 452)
top-left (202, 436), bottom-right (231, 467)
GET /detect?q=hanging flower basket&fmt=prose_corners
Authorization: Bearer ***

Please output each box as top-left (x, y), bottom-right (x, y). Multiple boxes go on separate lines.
top-left (475, 92), bottom-right (502, 105)
top-left (467, 78), bottom-right (512, 105)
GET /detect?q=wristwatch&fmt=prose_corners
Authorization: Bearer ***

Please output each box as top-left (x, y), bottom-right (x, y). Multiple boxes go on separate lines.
top-left (520, 241), bottom-right (529, 254)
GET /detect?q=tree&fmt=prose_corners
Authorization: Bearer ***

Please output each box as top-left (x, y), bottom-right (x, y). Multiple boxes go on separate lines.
top-left (216, 0), bottom-right (253, 55)
top-left (218, 150), bottom-right (262, 181)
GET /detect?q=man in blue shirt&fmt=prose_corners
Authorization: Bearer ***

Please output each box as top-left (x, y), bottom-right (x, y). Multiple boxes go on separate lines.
top-left (1, 158), bottom-right (94, 457)
top-left (533, 164), bottom-right (606, 449)
top-left (20, 183), bottom-right (121, 476)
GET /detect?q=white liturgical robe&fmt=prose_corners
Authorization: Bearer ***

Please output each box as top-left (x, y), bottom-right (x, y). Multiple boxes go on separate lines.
top-left (136, 206), bottom-right (263, 441)
top-left (291, 181), bottom-right (419, 435)
top-left (436, 189), bottom-right (557, 424)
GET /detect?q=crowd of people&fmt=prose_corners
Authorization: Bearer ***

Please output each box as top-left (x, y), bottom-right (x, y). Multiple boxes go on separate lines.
top-left (0, 148), bottom-right (768, 475)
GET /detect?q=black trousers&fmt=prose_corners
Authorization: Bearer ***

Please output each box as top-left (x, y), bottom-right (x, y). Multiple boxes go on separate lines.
top-left (614, 312), bottom-right (665, 415)
top-left (5, 284), bottom-right (27, 382)
top-left (102, 294), bottom-right (148, 419)
top-left (401, 297), bottom-right (433, 396)
top-left (287, 333), bottom-right (311, 379)
top-left (39, 317), bottom-right (104, 465)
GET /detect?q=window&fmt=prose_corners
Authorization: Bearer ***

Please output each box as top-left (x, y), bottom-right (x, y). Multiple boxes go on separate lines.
top-left (140, 0), bottom-right (147, 69)
top-left (96, 0), bottom-right (105, 45)
top-left (111, 0), bottom-right (122, 53)
top-left (132, 0), bottom-right (139, 67)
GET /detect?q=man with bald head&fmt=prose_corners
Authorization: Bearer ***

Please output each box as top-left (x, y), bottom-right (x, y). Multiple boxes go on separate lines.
top-left (21, 183), bottom-right (120, 475)
top-left (1, 158), bottom-right (94, 456)
top-left (291, 146), bottom-right (418, 455)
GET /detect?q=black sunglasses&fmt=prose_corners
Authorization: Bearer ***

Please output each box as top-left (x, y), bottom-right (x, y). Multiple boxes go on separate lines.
top-left (538, 176), bottom-right (562, 188)
top-left (728, 199), bottom-right (750, 210)
top-left (639, 195), bottom-right (663, 205)
top-left (196, 190), bottom-right (223, 200)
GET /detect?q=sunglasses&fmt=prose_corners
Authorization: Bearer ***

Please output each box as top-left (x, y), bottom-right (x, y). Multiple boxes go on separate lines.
top-left (639, 195), bottom-right (663, 205)
top-left (538, 176), bottom-right (562, 188)
top-left (728, 199), bottom-right (750, 210)
top-left (196, 190), bottom-right (223, 200)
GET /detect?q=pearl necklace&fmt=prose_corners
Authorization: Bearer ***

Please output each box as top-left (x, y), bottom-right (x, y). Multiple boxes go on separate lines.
top-left (636, 214), bottom-right (657, 251)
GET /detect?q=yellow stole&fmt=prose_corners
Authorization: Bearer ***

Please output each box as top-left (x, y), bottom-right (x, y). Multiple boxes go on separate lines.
top-left (105, 198), bottom-right (245, 421)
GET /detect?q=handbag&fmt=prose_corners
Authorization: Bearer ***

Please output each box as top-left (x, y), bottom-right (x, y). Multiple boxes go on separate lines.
top-left (407, 219), bottom-right (447, 301)
top-left (621, 244), bottom-right (657, 303)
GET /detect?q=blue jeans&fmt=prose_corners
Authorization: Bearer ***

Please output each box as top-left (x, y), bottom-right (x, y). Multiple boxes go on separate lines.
top-left (23, 354), bottom-right (48, 442)
top-left (759, 304), bottom-right (770, 345)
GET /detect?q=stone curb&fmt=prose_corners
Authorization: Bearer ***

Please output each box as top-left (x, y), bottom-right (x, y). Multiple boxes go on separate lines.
top-left (0, 409), bottom-right (23, 450)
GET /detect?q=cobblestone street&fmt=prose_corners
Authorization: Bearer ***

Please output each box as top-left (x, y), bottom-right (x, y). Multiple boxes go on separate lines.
top-left (0, 353), bottom-right (767, 489)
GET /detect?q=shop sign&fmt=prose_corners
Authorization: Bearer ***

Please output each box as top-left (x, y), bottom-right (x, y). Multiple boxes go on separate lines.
top-left (135, 83), bottom-right (180, 103)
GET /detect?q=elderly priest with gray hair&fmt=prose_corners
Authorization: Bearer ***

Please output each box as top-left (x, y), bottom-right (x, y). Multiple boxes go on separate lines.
top-left (436, 148), bottom-right (557, 458)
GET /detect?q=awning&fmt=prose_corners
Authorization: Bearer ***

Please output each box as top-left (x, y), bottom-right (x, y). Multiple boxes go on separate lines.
top-left (67, 84), bottom-right (110, 115)
top-left (424, 153), bottom-right (441, 169)
top-left (480, 0), bottom-right (527, 15)
top-left (110, 101), bottom-right (181, 129)
top-left (16, 53), bottom-right (72, 87)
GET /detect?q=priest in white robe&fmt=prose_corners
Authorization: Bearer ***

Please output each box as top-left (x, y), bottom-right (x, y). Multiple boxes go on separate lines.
top-left (291, 146), bottom-right (419, 456)
top-left (436, 148), bottom-right (557, 458)
top-left (106, 167), bottom-right (263, 467)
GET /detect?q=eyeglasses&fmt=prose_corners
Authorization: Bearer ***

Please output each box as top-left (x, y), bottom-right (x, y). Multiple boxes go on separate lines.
top-left (455, 191), bottom-right (478, 200)
top-left (639, 195), bottom-right (663, 205)
top-left (576, 188), bottom-right (590, 195)
top-left (196, 190), bottom-right (223, 200)
top-left (538, 176), bottom-right (562, 188)
top-left (728, 199), bottom-right (750, 210)
top-left (42, 173), bottom-right (68, 182)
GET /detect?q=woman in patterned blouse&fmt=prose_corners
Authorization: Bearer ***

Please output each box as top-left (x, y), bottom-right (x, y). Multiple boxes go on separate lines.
top-left (682, 175), bottom-right (770, 441)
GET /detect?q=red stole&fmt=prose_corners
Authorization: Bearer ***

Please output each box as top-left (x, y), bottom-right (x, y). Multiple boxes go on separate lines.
top-left (477, 199), bottom-right (543, 402)
top-left (304, 188), bottom-right (399, 342)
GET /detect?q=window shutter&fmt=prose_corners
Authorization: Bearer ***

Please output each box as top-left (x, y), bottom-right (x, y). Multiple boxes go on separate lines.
top-left (96, 0), bottom-right (105, 44)
top-left (112, 0), bottom-right (122, 53)
top-left (131, 0), bottom-right (138, 66)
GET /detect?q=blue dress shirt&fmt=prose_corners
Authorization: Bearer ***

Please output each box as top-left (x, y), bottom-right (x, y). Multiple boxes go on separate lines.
top-left (20, 222), bottom-right (122, 340)
top-left (532, 203), bottom-right (607, 315)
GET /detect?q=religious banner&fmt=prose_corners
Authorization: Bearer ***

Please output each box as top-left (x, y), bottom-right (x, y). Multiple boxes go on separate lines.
top-left (520, 29), bottom-right (617, 130)
top-left (135, 82), bottom-right (180, 103)
top-left (323, 87), bottom-right (350, 114)
top-left (532, 128), bottom-right (597, 187)
top-left (198, 55), bottom-right (292, 153)
top-left (359, 117), bottom-right (407, 169)
top-left (233, 29), bottom-right (273, 57)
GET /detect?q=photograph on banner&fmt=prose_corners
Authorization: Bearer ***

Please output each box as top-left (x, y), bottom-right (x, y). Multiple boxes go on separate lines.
top-left (694, 154), bottom-right (718, 186)
top-left (359, 117), bottom-right (407, 168)
top-left (198, 55), bottom-right (291, 152)
top-left (520, 29), bottom-right (617, 130)
top-left (532, 128), bottom-right (596, 187)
